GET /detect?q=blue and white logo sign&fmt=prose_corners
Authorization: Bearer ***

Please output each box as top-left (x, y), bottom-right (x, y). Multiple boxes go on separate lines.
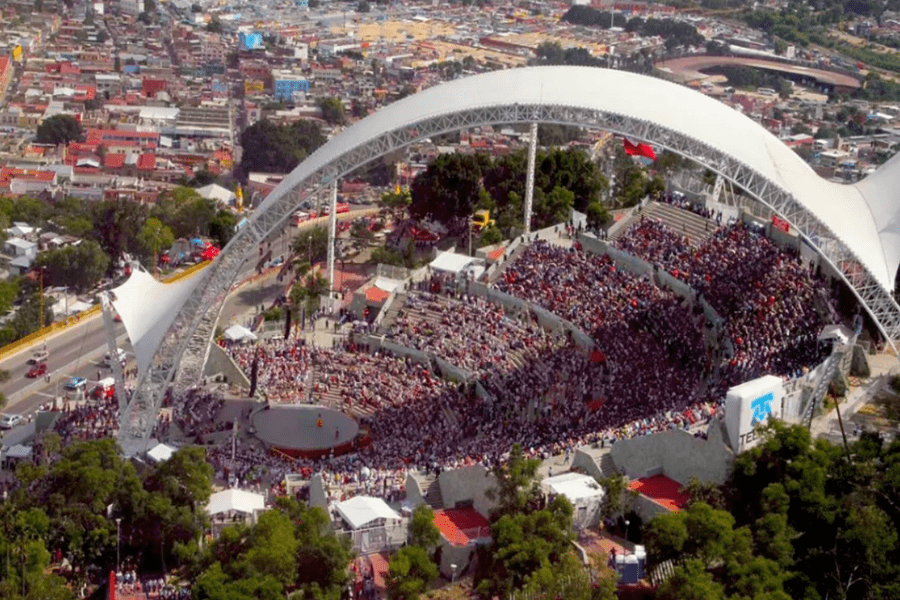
top-left (724, 375), bottom-right (784, 453)
top-left (750, 392), bottom-right (774, 426)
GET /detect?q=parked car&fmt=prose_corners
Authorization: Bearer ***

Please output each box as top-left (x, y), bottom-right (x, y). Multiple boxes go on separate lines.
top-left (64, 377), bottom-right (87, 391)
top-left (28, 350), bottom-right (49, 364)
top-left (0, 414), bottom-right (22, 429)
top-left (26, 363), bottom-right (47, 378)
top-left (101, 349), bottom-right (127, 367)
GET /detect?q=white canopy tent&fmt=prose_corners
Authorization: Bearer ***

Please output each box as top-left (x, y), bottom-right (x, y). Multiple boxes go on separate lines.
top-left (372, 276), bottom-right (403, 293)
top-left (206, 489), bottom-right (266, 516)
top-left (110, 268), bottom-right (204, 380)
top-left (5, 445), bottom-right (32, 459)
top-left (335, 496), bottom-right (401, 530)
top-left (147, 442), bottom-right (177, 463)
top-left (223, 324), bottom-right (257, 342)
top-left (818, 324), bottom-right (855, 345)
top-left (430, 251), bottom-right (476, 274)
top-left (542, 472), bottom-right (604, 530)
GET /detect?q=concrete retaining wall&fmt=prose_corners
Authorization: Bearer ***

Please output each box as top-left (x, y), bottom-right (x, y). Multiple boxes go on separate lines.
top-left (205, 343), bottom-right (251, 388)
top-left (438, 464), bottom-right (498, 517)
top-left (609, 420), bottom-right (733, 486)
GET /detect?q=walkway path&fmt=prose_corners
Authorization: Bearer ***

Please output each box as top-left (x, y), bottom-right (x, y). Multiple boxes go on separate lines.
top-left (809, 351), bottom-right (898, 443)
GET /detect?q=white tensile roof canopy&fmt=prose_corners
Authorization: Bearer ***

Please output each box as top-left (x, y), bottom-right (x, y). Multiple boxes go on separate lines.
top-left (110, 268), bottom-right (203, 380)
top-left (262, 66), bottom-right (900, 296)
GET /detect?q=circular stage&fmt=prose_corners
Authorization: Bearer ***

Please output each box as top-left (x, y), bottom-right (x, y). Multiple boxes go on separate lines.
top-left (252, 405), bottom-right (360, 458)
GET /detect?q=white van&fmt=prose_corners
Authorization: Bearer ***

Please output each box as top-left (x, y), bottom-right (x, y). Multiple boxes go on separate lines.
top-left (102, 348), bottom-right (127, 367)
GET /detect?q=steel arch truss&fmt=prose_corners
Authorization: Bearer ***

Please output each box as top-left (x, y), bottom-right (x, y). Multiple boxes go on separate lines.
top-left (119, 101), bottom-right (900, 455)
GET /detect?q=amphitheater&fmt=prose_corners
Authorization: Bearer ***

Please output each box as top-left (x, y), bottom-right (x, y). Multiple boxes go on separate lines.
top-left (88, 69), bottom-right (900, 550)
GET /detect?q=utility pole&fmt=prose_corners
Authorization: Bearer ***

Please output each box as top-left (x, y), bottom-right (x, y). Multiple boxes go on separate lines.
top-left (38, 268), bottom-right (44, 329)
top-left (327, 180), bottom-right (338, 297)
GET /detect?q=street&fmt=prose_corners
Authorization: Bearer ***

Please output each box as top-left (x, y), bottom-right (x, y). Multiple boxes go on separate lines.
top-left (0, 207), bottom-right (377, 441)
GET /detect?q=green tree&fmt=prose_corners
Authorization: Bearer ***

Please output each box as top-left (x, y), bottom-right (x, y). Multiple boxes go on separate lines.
top-left (246, 510), bottom-right (299, 588)
top-left (644, 510), bottom-right (688, 565)
top-left (657, 558), bottom-right (726, 600)
top-left (532, 185), bottom-right (574, 230)
top-left (408, 504), bottom-right (440, 550)
top-left (240, 120), bottom-right (308, 175)
top-left (91, 199), bottom-right (148, 265)
top-left (137, 217), bottom-right (174, 269)
top-left (35, 241), bottom-right (110, 293)
top-left (35, 115), bottom-right (84, 146)
top-left (291, 226), bottom-right (329, 267)
top-left (386, 546), bottom-right (437, 600)
top-left (519, 551), bottom-right (599, 600)
top-left (410, 153), bottom-right (489, 230)
top-left (317, 97), bottom-right (346, 126)
top-left (680, 476), bottom-right (726, 509)
top-left (378, 188), bottom-right (411, 221)
top-left (206, 17), bottom-right (223, 33)
top-left (485, 444), bottom-right (542, 520)
top-left (477, 496), bottom-right (574, 598)
top-left (208, 210), bottom-right (237, 248)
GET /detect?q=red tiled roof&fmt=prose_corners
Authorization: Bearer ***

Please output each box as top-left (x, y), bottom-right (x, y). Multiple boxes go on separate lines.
top-left (0, 167), bottom-right (55, 186)
top-left (488, 246), bottom-right (506, 261)
top-left (137, 153), bottom-right (156, 170)
top-left (434, 507), bottom-right (491, 546)
top-left (365, 286), bottom-right (390, 304)
top-left (104, 153), bottom-right (126, 168)
top-left (628, 475), bottom-right (690, 512)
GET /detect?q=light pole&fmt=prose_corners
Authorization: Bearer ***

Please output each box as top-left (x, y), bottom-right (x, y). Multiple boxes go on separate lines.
top-left (116, 518), bottom-right (121, 575)
top-left (450, 563), bottom-right (457, 584)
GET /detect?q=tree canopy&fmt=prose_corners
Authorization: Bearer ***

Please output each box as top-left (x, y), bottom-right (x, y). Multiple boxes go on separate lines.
top-left (34, 240), bottom-right (110, 293)
top-left (411, 148), bottom-right (608, 235)
top-left (643, 422), bottom-right (900, 600)
top-left (35, 115), bottom-right (84, 146)
top-left (239, 119), bottom-right (325, 175)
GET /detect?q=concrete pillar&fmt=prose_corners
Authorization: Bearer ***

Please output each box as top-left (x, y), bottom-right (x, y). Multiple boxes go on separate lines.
top-left (524, 122), bottom-right (538, 234)
top-left (327, 180), bottom-right (337, 292)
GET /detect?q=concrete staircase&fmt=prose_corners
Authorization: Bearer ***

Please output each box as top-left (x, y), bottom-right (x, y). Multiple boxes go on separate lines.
top-left (412, 471), bottom-right (444, 510)
top-left (377, 292), bottom-right (407, 334)
top-left (640, 202), bottom-right (717, 247)
top-left (598, 453), bottom-right (618, 478)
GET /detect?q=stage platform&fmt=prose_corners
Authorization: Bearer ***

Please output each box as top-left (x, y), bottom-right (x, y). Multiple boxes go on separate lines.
top-left (253, 405), bottom-right (360, 457)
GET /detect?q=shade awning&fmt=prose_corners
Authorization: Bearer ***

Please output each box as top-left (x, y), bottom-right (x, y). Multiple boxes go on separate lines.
top-left (335, 495), bottom-right (401, 529)
top-left (206, 488), bottom-right (265, 515)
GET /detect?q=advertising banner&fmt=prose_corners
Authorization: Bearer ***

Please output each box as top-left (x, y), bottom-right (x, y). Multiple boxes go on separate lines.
top-left (724, 375), bottom-right (784, 453)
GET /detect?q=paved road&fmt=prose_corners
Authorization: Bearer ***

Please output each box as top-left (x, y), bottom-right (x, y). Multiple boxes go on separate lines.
top-left (0, 316), bottom-right (131, 413)
top-left (0, 207), bottom-right (378, 441)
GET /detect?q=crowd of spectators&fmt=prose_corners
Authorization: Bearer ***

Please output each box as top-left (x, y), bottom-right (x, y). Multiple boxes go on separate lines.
top-left (47, 208), bottom-right (825, 514)
top-left (615, 218), bottom-right (828, 383)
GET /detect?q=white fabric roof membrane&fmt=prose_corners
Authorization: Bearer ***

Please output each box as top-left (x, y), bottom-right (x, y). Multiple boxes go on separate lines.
top-left (206, 488), bottom-right (265, 516)
top-left (336, 495), bottom-right (401, 529)
top-left (543, 472), bottom-right (604, 502)
top-left (430, 251), bottom-right (476, 274)
top-left (110, 268), bottom-right (204, 380)
top-left (256, 66), bottom-right (900, 293)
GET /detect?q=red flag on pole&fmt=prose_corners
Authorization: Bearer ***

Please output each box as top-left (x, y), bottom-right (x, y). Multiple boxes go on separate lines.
top-left (623, 137), bottom-right (657, 161)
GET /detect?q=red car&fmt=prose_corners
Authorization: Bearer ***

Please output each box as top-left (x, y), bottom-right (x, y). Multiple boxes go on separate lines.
top-left (26, 363), bottom-right (47, 378)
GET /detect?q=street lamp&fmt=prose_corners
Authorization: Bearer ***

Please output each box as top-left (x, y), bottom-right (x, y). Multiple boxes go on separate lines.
top-left (450, 563), bottom-right (457, 584)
